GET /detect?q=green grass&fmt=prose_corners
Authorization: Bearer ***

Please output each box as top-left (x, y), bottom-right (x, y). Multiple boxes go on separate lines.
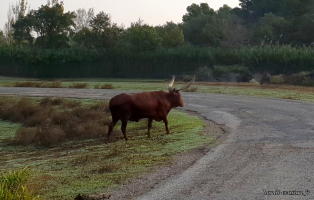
top-left (0, 97), bottom-right (215, 200)
top-left (0, 167), bottom-right (41, 200)
top-left (0, 120), bottom-right (21, 141)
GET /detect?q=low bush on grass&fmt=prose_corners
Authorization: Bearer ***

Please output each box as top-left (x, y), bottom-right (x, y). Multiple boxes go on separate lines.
top-left (68, 83), bottom-right (89, 89)
top-left (213, 65), bottom-right (251, 81)
top-left (0, 97), bottom-right (110, 146)
top-left (182, 76), bottom-right (194, 82)
top-left (271, 75), bottom-right (286, 84)
top-left (0, 167), bottom-right (41, 200)
top-left (13, 81), bottom-right (63, 88)
top-left (100, 84), bottom-right (114, 89)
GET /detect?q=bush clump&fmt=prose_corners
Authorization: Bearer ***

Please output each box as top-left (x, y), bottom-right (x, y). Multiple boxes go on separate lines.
top-left (195, 66), bottom-right (213, 81)
top-left (0, 97), bottom-right (110, 146)
top-left (13, 81), bottom-right (63, 88)
top-left (0, 167), bottom-right (41, 200)
top-left (285, 71), bottom-right (314, 86)
top-left (213, 65), bottom-right (251, 82)
top-left (68, 83), bottom-right (89, 89)
top-left (271, 75), bottom-right (285, 84)
top-left (182, 76), bottom-right (194, 82)
top-left (100, 84), bottom-right (114, 89)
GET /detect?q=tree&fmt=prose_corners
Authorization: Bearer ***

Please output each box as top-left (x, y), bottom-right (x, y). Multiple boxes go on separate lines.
top-left (217, 5), bottom-right (249, 47)
top-left (122, 19), bottom-right (161, 52)
top-left (29, 0), bottom-right (76, 48)
top-left (12, 14), bottom-right (34, 46)
top-left (73, 8), bottom-right (94, 32)
top-left (182, 3), bottom-right (215, 23)
top-left (155, 22), bottom-right (184, 48)
top-left (238, 0), bottom-right (314, 22)
top-left (4, 0), bottom-right (30, 43)
top-left (293, 14), bottom-right (314, 44)
top-left (0, 30), bottom-right (7, 46)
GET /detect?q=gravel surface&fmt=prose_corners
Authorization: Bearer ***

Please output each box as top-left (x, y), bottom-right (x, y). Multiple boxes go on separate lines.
top-left (0, 87), bottom-right (313, 200)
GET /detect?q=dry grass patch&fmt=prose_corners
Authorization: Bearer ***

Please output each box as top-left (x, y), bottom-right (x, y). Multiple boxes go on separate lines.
top-left (68, 83), bottom-right (89, 89)
top-left (94, 84), bottom-right (114, 89)
top-left (0, 96), bottom-right (110, 146)
top-left (13, 81), bottom-right (63, 88)
top-left (101, 84), bottom-right (114, 89)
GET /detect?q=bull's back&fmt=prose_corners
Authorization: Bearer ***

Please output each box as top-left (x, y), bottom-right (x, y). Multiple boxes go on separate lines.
top-left (109, 92), bottom-right (168, 120)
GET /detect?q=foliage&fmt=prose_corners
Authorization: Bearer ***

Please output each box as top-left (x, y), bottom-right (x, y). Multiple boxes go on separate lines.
top-left (271, 75), bottom-right (285, 84)
top-left (0, 167), bottom-right (41, 200)
top-left (0, 31), bottom-right (7, 46)
top-left (73, 8), bottom-right (94, 32)
top-left (121, 19), bottom-right (162, 52)
top-left (155, 22), bottom-right (184, 48)
top-left (182, 3), bottom-right (215, 23)
top-left (12, 0), bottom-right (75, 48)
top-left (195, 66), bottom-right (213, 81)
top-left (1, 44), bottom-right (314, 78)
top-left (213, 65), bottom-right (251, 81)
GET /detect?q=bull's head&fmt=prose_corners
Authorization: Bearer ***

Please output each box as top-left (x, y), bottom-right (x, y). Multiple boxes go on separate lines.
top-left (167, 75), bottom-right (195, 107)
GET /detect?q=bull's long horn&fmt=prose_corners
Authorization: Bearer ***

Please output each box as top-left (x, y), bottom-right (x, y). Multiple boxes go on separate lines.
top-left (168, 75), bottom-right (175, 91)
top-left (178, 76), bottom-right (195, 91)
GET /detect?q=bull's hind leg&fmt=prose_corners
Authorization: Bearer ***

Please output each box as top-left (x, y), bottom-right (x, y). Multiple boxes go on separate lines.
top-left (121, 120), bottom-right (128, 141)
top-left (107, 117), bottom-right (118, 139)
top-left (147, 118), bottom-right (153, 138)
top-left (163, 117), bottom-right (171, 134)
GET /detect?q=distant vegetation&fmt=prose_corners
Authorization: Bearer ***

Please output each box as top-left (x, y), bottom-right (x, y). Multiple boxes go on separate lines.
top-left (0, 0), bottom-right (314, 79)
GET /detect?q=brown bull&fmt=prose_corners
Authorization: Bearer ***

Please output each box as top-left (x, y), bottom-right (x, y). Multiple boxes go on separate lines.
top-left (107, 76), bottom-right (195, 141)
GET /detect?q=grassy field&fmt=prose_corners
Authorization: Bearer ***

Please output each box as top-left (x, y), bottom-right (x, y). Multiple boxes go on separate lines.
top-left (0, 96), bottom-right (216, 199)
top-left (2, 76), bottom-right (314, 103)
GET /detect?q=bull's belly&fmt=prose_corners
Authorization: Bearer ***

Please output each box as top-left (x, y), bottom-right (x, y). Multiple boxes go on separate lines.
top-left (129, 115), bottom-right (163, 122)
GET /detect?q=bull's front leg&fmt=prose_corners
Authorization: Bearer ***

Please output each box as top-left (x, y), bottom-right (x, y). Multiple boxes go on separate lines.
top-left (163, 118), bottom-right (171, 134)
top-left (147, 118), bottom-right (153, 138)
top-left (121, 120), bottom-right (128, 141)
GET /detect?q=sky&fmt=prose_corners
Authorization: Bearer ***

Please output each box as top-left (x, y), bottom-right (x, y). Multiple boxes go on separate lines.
top-left (1, 0), bottom-right (240, 30)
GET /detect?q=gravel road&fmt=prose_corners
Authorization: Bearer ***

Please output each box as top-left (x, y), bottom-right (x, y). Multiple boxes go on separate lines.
top-left (0, 87), bottom-right (313, 200)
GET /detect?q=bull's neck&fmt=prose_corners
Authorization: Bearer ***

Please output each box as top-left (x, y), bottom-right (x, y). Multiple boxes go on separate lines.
top-left (166, 92), bottom-right (177, 109)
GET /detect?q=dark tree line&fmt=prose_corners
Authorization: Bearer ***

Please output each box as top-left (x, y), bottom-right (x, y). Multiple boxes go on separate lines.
top-left (2, 0), bottom-right (314, 50)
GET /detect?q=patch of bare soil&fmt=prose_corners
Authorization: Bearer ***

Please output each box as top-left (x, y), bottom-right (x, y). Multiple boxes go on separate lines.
top-left (78, 111), bottom-right (227, 200)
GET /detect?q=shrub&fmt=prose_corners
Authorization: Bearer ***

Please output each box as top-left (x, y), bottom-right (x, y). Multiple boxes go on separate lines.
top-left (13, 81), bottom-right (63, 88)
top-left (0, 97), bottom-right (110, 146)
top-left (195, 66), bottom-right (213, 81)
top-left (40, 81), bottom-right (63, 88)
top-left (301, 77), bottom-right (314, 86)
top-left (13, 82), bottom-right (41, 87)
top-left (68, 83), bottom-right (89, 89)
top-left (286, 71), bottom-right (312, 85)
top-left (100, 84), bottom-right (114, 89)
top-left (182, 76), bottom-right (194, 82)
top-left (271, 75), bottom-right (285, 84)
top-left (0, 167), bottom-right (41, 200)
top-left (213, 65), bottom-right (251, 82)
